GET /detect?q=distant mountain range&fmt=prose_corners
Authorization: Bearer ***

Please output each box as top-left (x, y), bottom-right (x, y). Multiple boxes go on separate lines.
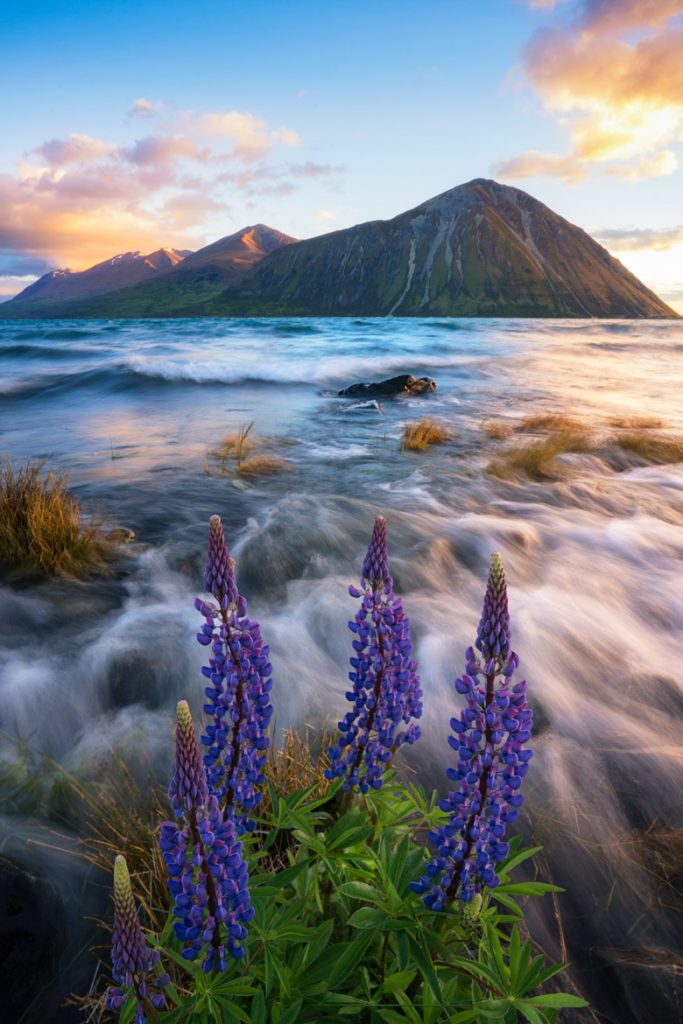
top-left (3, 180), bottom-right (677, 319)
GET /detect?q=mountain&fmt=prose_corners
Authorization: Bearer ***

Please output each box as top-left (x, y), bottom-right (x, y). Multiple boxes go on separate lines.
top-left (203, 179), bottom-right (676, 318)
top-left (2, 182), bottom-right (677, 319)
top-left (9, 247), bottom-right (192, 308)
top-left (4, 225), bottom-right (296, 317)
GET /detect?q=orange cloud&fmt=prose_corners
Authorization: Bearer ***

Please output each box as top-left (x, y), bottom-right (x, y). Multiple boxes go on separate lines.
top-left (492, 149), bottom-right (587, 182)
top-left (497, 1), bottom-right (683, 182)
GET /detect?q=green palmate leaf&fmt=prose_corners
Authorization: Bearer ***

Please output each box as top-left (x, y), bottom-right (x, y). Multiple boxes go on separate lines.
top-left (526, 994), bottom-right (589, 1008)
top-left (327, 932), bottom-right (376, 989)
top-left (517, 1003), bottom-right (549, 1024)
top-left (392, 988), bottom-right (426, 1023)
top-left (408, 934), bottom-right (442, 1003)
top-left (250, 988), bottom-right (267, 1024)
top-left (495, 882), bottom-right (564, 896)
top-left (348, 906), bottom-right (389, 929)
top-left (498, 846), bottom-right (543, 876)
top-left (337, 880), bottom-right (384, 903)
top-left (272, 997), bottom-right (304, 1024)
top-left (382, 970), bottom-right (418, 993)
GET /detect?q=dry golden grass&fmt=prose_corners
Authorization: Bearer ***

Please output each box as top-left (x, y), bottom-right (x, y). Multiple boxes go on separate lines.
top-left (0, 460), bottom-right (111, 578)
top-left (401, 418), bottom-right (451, 452)
top-left (615, 432), bottom-right (683, 464)
top-left (237, 454), bottom-right (293, 476)
top-left (208, 422), bottom-right (294, 477)
top-left (263, 726), bottom-right (333, 808)
top-left (488, 430), bottom-right (592, 481)
top-left (608, 415), bottom-right (665, 430)
top-left (482, 420), bottom-right (513, 440)
top-left (518, 413), bottom-right (589, 433)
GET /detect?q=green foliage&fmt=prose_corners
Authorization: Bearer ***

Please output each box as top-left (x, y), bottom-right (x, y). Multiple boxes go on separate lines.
top-left (109, 774), bottom-right (585, 1023)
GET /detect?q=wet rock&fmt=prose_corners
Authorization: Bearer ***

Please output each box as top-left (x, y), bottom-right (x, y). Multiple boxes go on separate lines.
top-left (0, 856), bottom-right (66, 1023)
top-left (338, 374), bottom-right (436, 398)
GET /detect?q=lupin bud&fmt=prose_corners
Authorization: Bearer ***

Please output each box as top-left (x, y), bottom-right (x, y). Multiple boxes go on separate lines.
top-left (205, 514), bottom-right (238, 607)
top-left (170, 700), bottom-right (209, 818)
top-left (361, 515), bottom-right (392, 590)
top-left (107, 856), bottom-right (168, 1020)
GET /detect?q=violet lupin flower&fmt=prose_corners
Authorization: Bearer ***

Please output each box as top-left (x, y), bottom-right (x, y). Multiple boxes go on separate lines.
top-left (326, 516), bottom-right (422, 792)
top-left (107, 855), bottom-right (168, 1022)
top-left (159, 701), bottom-right (253, 971)
top-left (411, 553), bottom-right (533, 908)
top-left (196, 515), bottom-right (273, 831)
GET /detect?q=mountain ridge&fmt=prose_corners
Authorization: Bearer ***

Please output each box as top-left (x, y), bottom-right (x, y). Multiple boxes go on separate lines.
top-left (2, 180), bottom-right (677, 319)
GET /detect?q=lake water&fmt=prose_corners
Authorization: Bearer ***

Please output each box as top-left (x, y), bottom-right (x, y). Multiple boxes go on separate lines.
top-left (1, 316), bottom-right (682, 1022)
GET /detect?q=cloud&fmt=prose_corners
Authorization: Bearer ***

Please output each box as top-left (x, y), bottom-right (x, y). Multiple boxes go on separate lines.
top-left (498, 1), bottom-right (683, 182)
top-left (129, 97), bottom-right (163, 118)
top-left (35, 133), bottom-right (117, 166)
top-left (123, 134), bottom-right (208, 167)
top-left (184, 110), bottom-right (300, 161)
top-left (593, 225), bottom-right (683, 251)
top-left (0, 103), bottom-right (343, 292)
top-left (493, 149), bottom-right (587, 182)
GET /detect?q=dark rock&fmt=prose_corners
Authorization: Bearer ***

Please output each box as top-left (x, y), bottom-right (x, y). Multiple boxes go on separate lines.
top-left (0, 856), bottom-right (66, 1023)
top-left (338, 374), bottom-right (436, 398)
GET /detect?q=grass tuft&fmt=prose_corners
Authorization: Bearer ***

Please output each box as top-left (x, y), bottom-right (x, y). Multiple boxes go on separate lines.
top-left (237, 454), bottom-right (293, 476)
top-left (614, 432), bottom-right (683, 464)
top-left (518, 413), bottom-right (589, 433)
top-left (608, 415), bottom-right (665, 430)
top-left (482, 420), bottom-right (513, 440)
top-left (0, 460), bottom-right (111, 579)
top-left (208, 422), bottom-right (293, 477)
top-left (488, 430), bottom-right (592, 481)
top-left (401, 418), bottom-right (451, 452)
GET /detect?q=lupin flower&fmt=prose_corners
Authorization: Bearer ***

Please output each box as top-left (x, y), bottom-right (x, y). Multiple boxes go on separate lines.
top-left (159, 701), bottom-right (253, 971)
top-left (195, 515), bottom-right (273, 830)
top-left (326, 516), bottom-right (422, 792)
top-left (107, 855), bottom-right (168, 1022)
top-left (412, 553), bottom-right (533, 908)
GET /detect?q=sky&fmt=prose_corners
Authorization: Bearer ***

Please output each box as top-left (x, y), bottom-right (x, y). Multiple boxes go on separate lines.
top-left (1, 0), bottom-right (682, 311)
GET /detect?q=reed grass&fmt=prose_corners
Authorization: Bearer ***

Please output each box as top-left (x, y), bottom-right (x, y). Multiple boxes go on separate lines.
top-left (401, 418), bottom-right (450, 452)
top-left (0, 460), bottom-right (111, 578)
top-left (488, 430), bottom-right (592, 481)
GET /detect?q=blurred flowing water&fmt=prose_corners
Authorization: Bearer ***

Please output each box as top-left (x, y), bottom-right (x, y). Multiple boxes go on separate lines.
top-left (1, 316), bottom-right (682, 1022)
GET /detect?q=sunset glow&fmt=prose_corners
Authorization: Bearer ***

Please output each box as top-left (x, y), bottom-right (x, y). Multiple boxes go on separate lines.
top-left (1, 0), bottom-right (681, 310)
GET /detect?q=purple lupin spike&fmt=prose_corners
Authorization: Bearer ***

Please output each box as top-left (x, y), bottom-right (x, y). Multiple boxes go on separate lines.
top-left (107, 856), bottom-right (168, 1021)
top-left (411, 553), bottom-right (533, 908)
top-left (195, 515), bottom-right (273, 829)
top-left (159, 701), bottom-right (254, 971)
top-left (327, 516), bottom-right (422, 792)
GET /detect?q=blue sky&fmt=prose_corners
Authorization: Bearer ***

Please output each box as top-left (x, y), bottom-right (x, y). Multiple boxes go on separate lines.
top-left (1, 0), bottom-right (682, 308)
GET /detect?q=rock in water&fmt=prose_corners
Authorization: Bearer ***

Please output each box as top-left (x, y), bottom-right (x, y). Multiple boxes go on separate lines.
top-left (338, 374), bottom-right (436, 398)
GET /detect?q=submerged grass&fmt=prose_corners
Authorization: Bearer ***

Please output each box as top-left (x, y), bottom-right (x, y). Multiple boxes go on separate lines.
top-left (488, 430), bottom-right (593, 481)
top-left (614, 432), bottom-right (683, 464)
top-left (608, 415), bottom-right (665, 430)
top-left (401, 418), bottom-right (451, 452)
top-left (482, 420), bottom-right (513, 440)
top-left (208, 422), bottom-right (293, 477)
top-left (518, 413), bottom-right (589, 433)
top-left (0, 460), bottom-right (111, 579)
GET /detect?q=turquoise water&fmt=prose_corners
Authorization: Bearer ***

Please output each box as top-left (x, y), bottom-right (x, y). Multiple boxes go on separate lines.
top-left (1, 316), bottom-right (682, 1021)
